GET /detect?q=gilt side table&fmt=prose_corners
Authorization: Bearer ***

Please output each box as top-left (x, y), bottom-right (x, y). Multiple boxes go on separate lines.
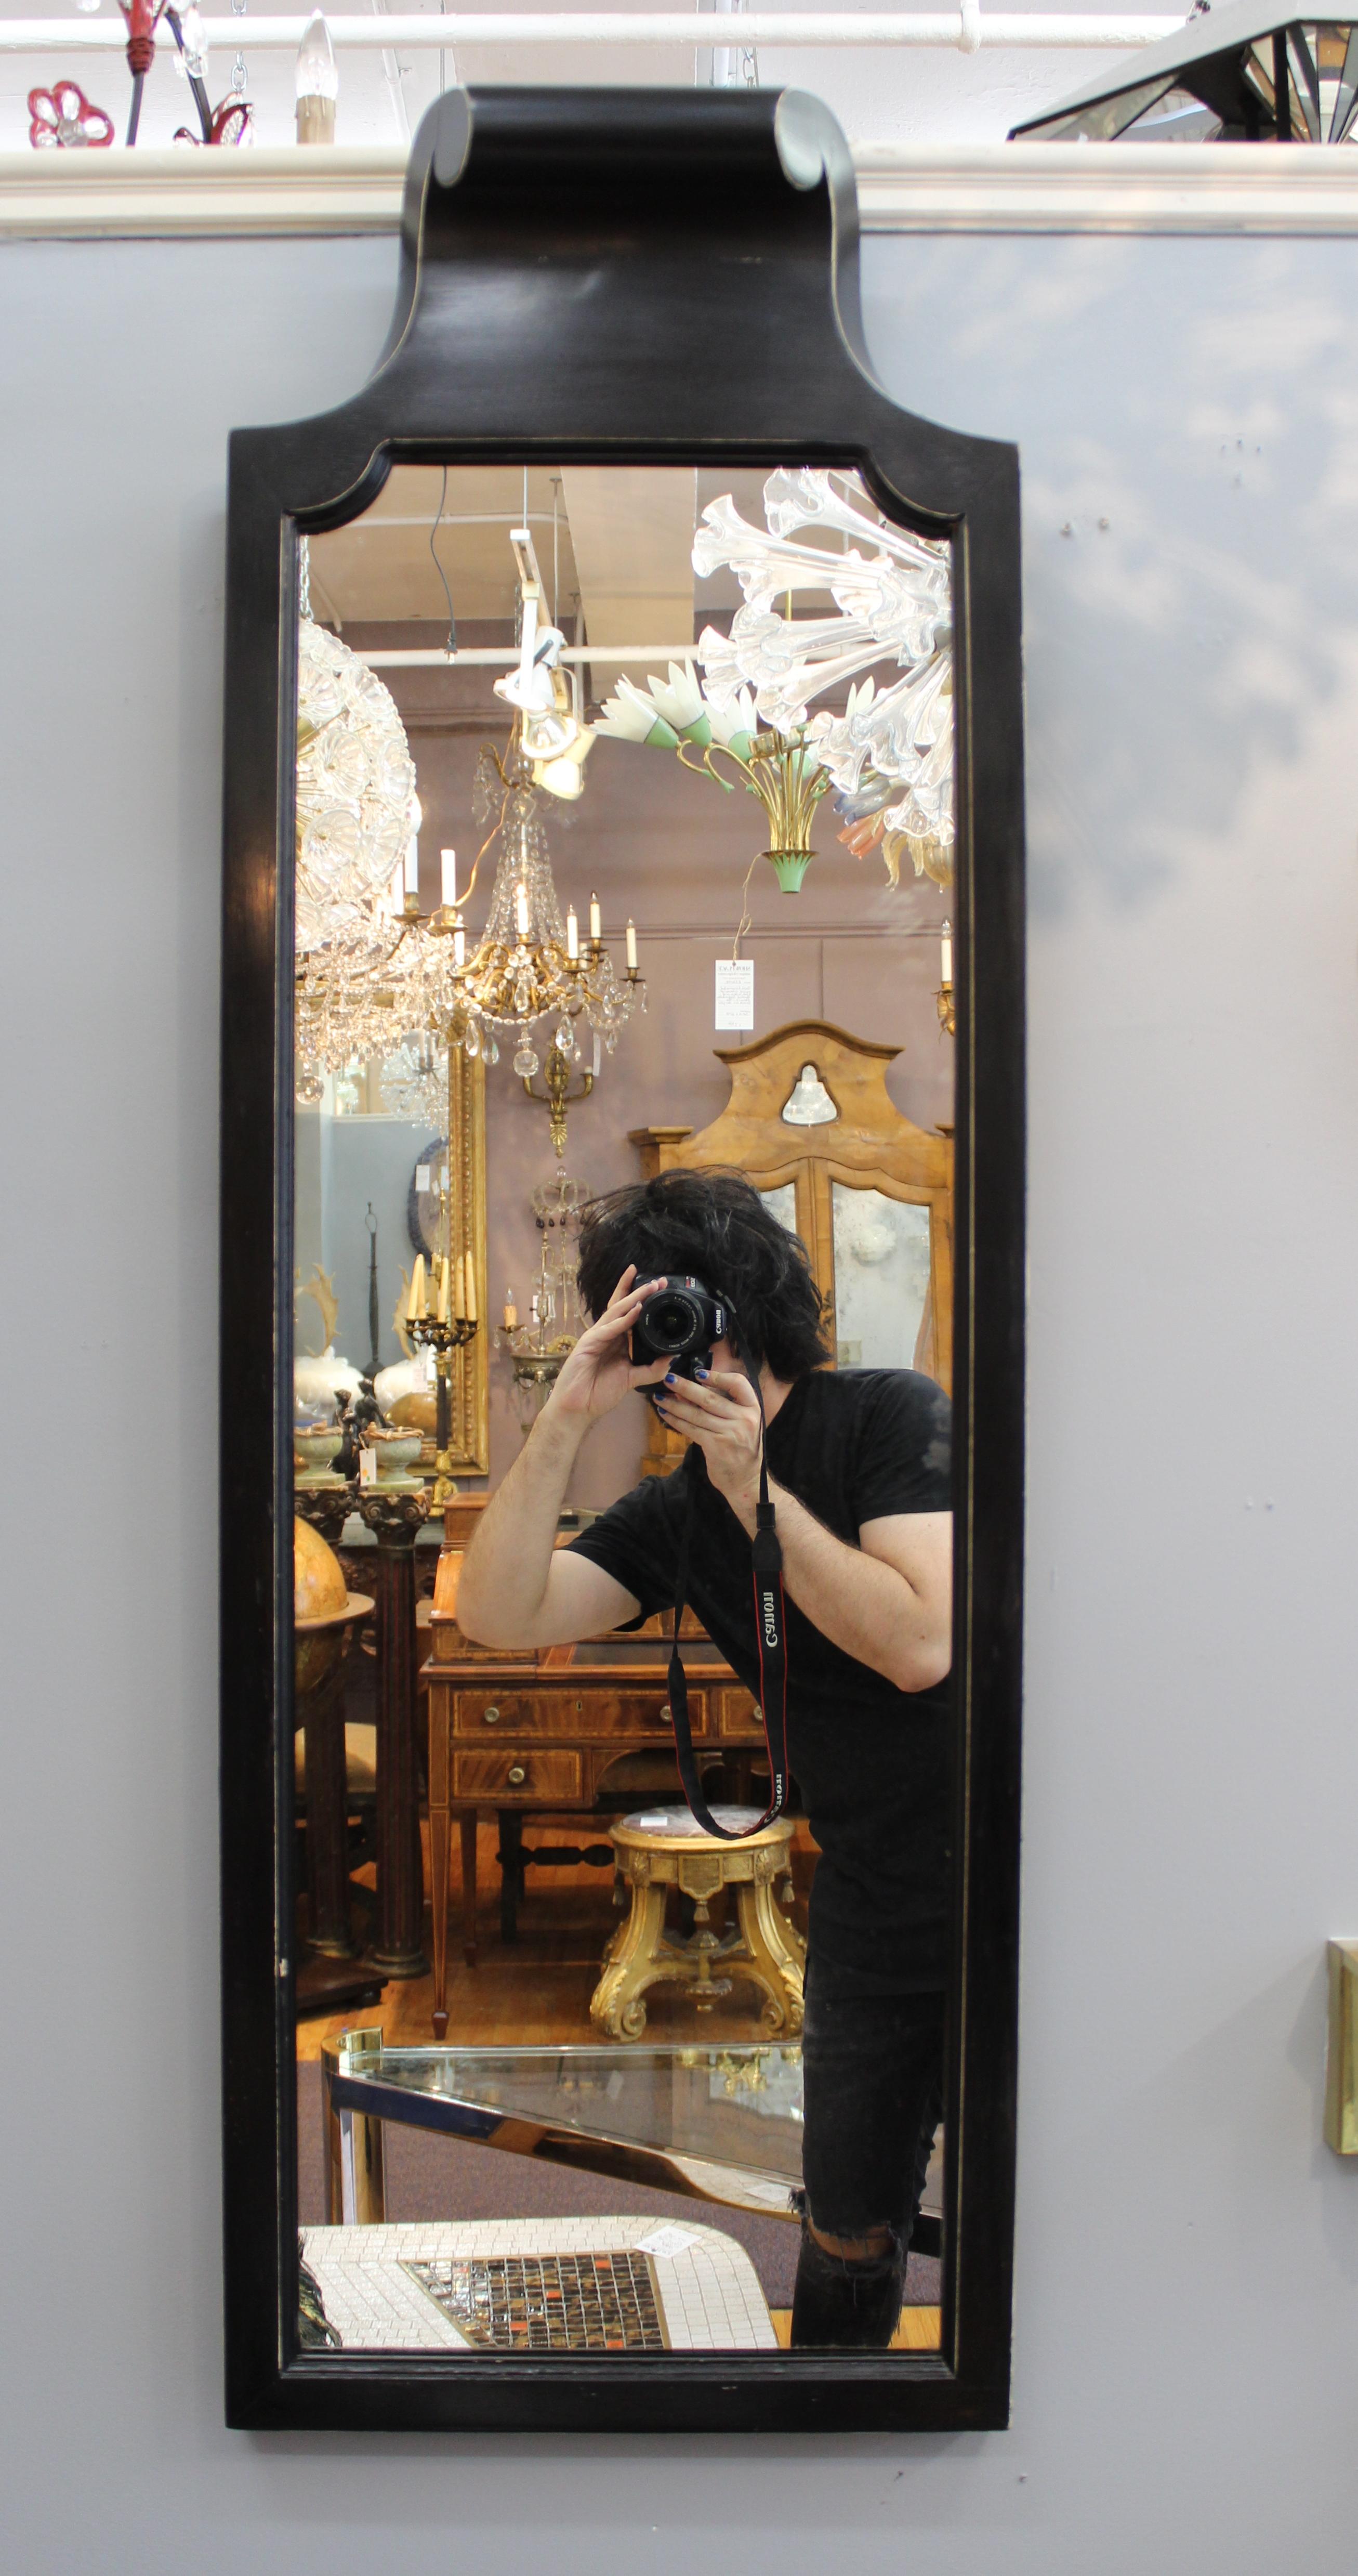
top-left (591, 1807), bottom-right (806, 2041)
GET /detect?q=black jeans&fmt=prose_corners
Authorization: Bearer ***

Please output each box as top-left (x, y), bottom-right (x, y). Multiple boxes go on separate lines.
top-left (792, 1956), bottom-right (946, 2348)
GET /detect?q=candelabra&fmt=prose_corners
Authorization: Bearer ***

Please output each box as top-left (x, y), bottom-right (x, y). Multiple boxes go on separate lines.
top-left (405, 1252), bottom-right (480, 1505)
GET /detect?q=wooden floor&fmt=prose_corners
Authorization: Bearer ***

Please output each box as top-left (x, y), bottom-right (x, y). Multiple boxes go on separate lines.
top-left (296, 1813), bottom-right (821, 2060)
top-left (770, 2308), bottom-right (942, 2351)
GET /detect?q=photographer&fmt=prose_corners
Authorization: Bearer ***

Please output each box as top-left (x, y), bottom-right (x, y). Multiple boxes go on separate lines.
top-left (457, 1168), bottom-right (952, 2348)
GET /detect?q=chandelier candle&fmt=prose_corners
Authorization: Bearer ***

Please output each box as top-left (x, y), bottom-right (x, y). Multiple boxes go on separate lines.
top-left (938, 919), bottom-right (955, 1038)
top-left (294, 7), bottom-right (337, 143)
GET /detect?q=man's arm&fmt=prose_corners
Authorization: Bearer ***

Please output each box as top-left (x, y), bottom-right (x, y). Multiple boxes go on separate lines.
top-left (653, 1369), bottom-right (951, 1694)
top-left (455, 1264), bottom-right (666, 1650)
top-left (758, 1486), bottom-right (951, 1692)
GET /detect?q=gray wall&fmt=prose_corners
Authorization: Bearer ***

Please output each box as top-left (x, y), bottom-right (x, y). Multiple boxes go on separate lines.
top-left (3, 221), bottom-right (1357, 2571)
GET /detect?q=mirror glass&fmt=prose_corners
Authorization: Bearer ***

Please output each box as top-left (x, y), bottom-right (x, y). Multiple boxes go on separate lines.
top-left (831, 1186), bottom-right (933, 1372)
top-left (291, 462), bottom-right (956, 2362)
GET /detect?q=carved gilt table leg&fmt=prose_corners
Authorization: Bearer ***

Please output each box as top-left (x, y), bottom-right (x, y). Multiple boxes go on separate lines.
top-left (734, 1846), bottom-right (806, 2035)
top-left (358, 1485), bottom-right (430, 1980)
top-left (590, 1849), bottom-right (672, 2039)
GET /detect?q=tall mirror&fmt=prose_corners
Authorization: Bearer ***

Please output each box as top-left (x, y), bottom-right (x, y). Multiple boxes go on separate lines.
top-left (294, 462), bottom-right (957, 2362)
top-left (221, 86), bottom-right (1023, 2434)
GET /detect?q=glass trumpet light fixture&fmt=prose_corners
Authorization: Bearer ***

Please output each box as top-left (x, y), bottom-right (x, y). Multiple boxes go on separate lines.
top-left (594, 469), bottom-right (954, 893)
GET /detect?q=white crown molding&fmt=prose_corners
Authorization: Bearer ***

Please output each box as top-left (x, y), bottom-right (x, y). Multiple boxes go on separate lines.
top-left (4, 140), bottom-right (1358, 241)
top-left (0, 145), bottom-right (410, 237)
top-left (852, 140), bottom-right (1358, 233)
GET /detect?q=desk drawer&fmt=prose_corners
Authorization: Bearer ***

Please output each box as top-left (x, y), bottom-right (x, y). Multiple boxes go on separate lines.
top-left (453, 1689), bottom-right (708, 1741)
top-left (716, 1686), bottom-right (762, 1739)
top-left (452, 1747), bottom-right (583, 1803)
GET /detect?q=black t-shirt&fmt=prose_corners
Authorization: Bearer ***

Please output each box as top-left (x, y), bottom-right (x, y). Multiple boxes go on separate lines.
top-left (567, 1368), bottom-right (953, 1992)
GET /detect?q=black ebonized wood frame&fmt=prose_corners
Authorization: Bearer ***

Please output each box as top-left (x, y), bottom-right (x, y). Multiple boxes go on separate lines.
top-left (221, 84), bottom-right (1024, 2434)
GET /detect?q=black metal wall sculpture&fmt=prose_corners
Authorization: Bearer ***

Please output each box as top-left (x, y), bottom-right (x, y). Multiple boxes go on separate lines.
top-left (1011, 0), bottom-right (1358, 141)
top-left (221, 83), bottom-right (1025, 2435)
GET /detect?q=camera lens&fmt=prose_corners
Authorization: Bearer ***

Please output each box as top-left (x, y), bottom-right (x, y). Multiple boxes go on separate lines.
top-left (647, 1292), bottom-right (699, 1351)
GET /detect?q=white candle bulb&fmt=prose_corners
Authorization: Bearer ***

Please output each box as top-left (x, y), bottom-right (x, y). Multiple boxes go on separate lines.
top-left (566, 906), bottom-right (578, 962)
top-left (440, 846), bottom-right (457, 910)
top-left (404, 835), bottom-right (419, 898)
top-left (516, 881), bottom-right (530, 939)
top-left (626, 919), bottom-right (638, 973)
top-left (295, 9), bottom-right (337, 141)
top-left (941, 920), bottom-right (953, 985)
top-left (503, 1288), bottom-right (518, 1330)
top-left (589, 891), bottom-right (602, 943)
top-left (295, 9), bottom-right (338, 100)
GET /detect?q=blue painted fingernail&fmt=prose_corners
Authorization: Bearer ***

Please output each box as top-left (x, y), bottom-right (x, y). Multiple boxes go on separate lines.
top-left (695, 1367), bottom-right (709, 1381)
top-left (665, 1371), bottom-right (677, 1385)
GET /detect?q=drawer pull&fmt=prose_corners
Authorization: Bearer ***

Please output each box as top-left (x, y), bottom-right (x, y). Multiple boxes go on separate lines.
top-left (660, 1704), bottom-right (673, 1725)
top-left (507, 1763), bottom-right (527, 1786)
top-left (483, 1705), bottom-right (500, 1725)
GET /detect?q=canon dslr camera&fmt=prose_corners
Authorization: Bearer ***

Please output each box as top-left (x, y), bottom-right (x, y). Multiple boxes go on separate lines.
top-left (631, 1275), bottom-right (728, 1380)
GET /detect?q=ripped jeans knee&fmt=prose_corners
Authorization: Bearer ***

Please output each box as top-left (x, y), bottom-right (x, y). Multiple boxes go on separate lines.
top-left (789, 2214), bottom-right (906, 2350)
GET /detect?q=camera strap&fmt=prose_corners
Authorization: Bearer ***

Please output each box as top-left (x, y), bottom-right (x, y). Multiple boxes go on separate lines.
top-left (665, 1382), bottom-right (790, 1842)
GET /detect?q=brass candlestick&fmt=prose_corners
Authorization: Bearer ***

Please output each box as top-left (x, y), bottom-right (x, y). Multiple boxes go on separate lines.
top-left (936, 917), bottom-right (955, 1037)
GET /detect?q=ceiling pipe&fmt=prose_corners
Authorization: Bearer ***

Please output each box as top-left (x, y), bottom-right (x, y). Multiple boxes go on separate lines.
top-left (0, 11), bottom-right (1188, 53)
top-left (355, 645), bottom-right (703, 666)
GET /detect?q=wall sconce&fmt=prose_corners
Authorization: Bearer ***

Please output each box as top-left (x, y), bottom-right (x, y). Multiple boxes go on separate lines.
top-left (1325, 1940), bottom-right (1358, 2152)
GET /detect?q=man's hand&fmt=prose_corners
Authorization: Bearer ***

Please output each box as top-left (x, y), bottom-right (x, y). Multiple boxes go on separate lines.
top-left (653, 1364), bottom-right (764, 1513)
top-left (546, 1264), bottom-right (669, 1423)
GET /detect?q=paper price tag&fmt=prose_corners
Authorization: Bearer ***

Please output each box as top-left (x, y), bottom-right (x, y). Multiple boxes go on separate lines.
top-left (637, 2226), bottom-right (703, 2261)
top-left (715, 958), bottom-right (754, 1031)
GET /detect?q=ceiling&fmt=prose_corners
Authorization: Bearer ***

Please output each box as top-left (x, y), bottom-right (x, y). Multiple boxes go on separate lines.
top-left (309, 463), bottom-right (861, 676)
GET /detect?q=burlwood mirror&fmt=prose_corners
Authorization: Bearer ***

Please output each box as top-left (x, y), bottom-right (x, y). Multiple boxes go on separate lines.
top-left (221, 85), bottom-right (1024, 2435)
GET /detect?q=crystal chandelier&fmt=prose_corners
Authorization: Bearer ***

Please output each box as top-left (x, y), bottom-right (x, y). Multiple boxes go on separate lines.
top-left (295, 611), bottom-right (417, 951)
top-left (433, 740), bottom-right (642, 1081)
top-left (494, 1172), bottom-right (591, 1437)
top-left (293, 551), bottom-right (429, 1096)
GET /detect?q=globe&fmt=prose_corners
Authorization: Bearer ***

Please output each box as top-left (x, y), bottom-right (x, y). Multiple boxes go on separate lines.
top-left (294, 1516), bottom-right (350, 1696)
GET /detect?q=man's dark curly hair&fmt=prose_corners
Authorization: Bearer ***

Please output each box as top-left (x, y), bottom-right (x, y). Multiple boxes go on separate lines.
top-left (576, 1167), bottom-right (830, 1380)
